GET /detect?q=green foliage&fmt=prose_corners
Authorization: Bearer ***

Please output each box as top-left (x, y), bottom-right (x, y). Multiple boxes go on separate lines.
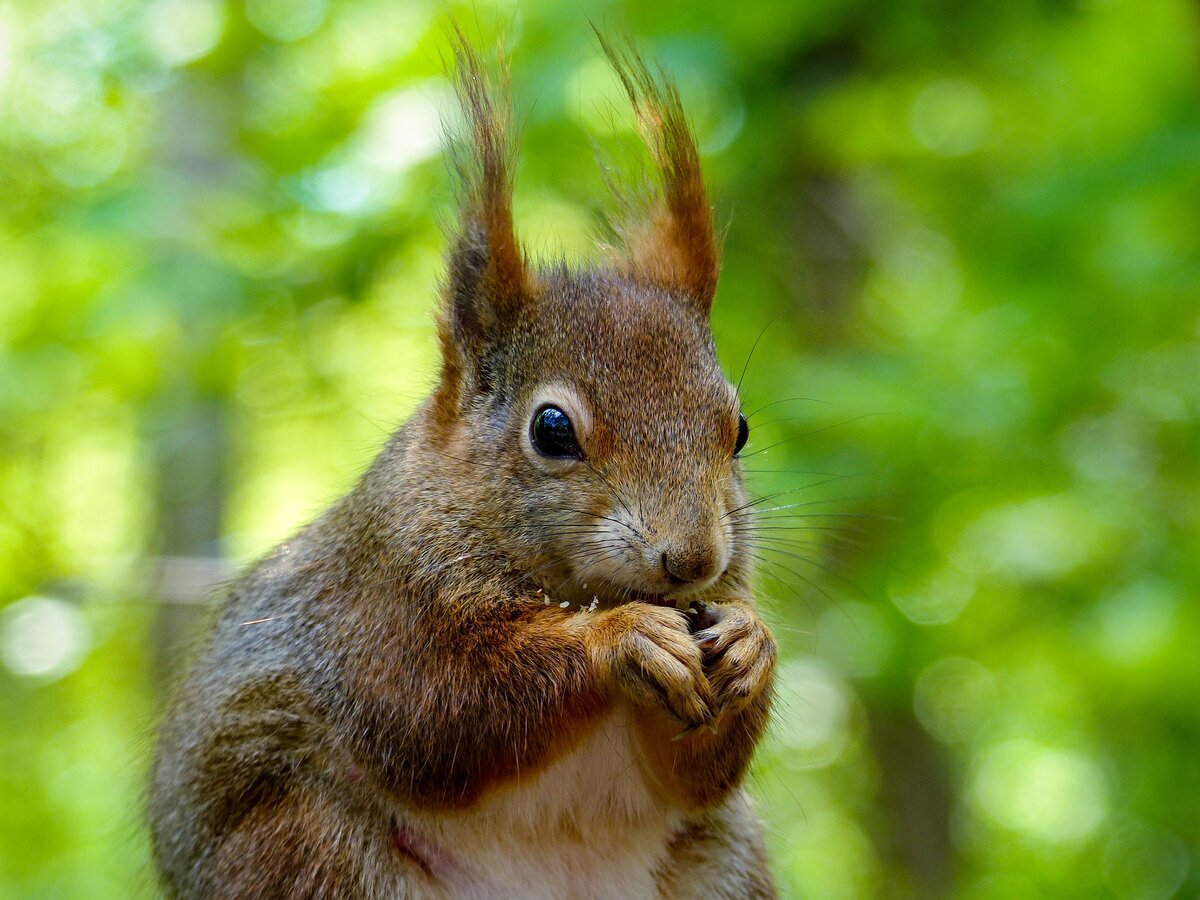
top-left (1, 0), bottom-right (1196, 896)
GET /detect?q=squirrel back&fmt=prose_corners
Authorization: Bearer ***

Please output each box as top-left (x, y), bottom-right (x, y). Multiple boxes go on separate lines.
top-left (150, 31), bottom-right (778, 899)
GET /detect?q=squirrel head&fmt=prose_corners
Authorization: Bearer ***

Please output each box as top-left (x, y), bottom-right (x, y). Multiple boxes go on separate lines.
top-left (425, 33), bottom-right (750, 609)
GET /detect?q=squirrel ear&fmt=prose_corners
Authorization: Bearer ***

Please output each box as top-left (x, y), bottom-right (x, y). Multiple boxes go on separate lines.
top-left (598, 33), bottom-right (721, 316)
top-left (438, 29), bottom-right (529, 401)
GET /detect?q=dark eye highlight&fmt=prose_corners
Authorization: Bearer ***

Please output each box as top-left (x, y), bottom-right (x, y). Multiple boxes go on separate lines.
top-left (734, 413), bottom-right (749, 457)
top-left (530, 405), bottom-right (582, 459)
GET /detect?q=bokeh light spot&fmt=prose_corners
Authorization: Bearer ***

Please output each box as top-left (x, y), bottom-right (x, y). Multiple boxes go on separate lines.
top-left (0, 15), bottom-right (12, 91)
top-left (817, 601), bottom-right (894, 677)
top-left (144, 0), bottom-right (226, 67)
top-left (1, 596), bottom-right (89, 681)
top-left (971, 739), bottom-right (1108, 843)
top-left (14, 63), bottom-right (100, 145)
top-left (914, 656), bottom-right (996, 743)
top-left (865, 228), bottom-right (962, 339)
top-left (769, 660), bottom-right (852, 768)
top-left (44, 111), bottom-right (128, 187)
top-left (357, 84), bottom-right (447, 173)
top-left (246, 0), bottom-right (326, 43)
top-left (785, 811), bottom-right (879, 898)
top-left (1093, 580), bottom-right (1177, 664)
top-left (909, 78), bottom-right (990, 156)
top-left (890, 566), bottom-right (975, 625)
top-left (946, 493), bottom-right (1110, 581)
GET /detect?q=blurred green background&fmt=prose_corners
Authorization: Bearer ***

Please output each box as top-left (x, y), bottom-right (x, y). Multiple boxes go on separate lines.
top-left (1, 0), bottom-right (1198, 896)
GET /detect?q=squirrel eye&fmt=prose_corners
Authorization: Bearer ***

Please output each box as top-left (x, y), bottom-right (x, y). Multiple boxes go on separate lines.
top-left (734, 413), bottom-right (749, 457)
top-left (530, 405), bottom-right (582, 459)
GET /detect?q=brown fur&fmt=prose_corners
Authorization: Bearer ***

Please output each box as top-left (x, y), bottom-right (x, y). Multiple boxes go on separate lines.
top-left (149, 33), bottom-right (776, 899)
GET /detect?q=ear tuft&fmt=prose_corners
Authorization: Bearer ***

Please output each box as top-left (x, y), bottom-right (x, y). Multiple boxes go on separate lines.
top-left (597, 31), bottom-right (721, 314)
top-left (437, 27), bottom-right (529, 410)
top-left (447, 28), bottom-right (526, 308)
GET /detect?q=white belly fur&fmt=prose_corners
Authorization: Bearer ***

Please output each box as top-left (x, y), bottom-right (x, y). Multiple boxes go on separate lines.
top-left (398, 705), bottom-right (681, 899)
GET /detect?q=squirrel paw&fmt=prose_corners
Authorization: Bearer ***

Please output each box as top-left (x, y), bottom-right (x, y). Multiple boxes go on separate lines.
top-left (691, 603), bottom-right (776, 717)
top-left (590, 604), bottom-right (715, 729)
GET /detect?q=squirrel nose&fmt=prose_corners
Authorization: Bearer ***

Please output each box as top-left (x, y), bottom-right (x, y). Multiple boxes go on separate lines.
top-left (660, 546), bottom-right (718, 586)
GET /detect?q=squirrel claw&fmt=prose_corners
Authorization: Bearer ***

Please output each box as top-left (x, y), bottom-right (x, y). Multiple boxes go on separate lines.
top-left (693, 629), bottom-right (720, 654)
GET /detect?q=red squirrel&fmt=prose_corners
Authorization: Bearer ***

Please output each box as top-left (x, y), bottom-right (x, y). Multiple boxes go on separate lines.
top-left (149, 32), bottom-right (778, 898)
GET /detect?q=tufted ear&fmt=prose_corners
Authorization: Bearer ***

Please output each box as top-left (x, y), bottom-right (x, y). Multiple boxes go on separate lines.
top-left (437, 29), bottom-right (530, 407)
top-left (598, 33), bottom-right (721, 316)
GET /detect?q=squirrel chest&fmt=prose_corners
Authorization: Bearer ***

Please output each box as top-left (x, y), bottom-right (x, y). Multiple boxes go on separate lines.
top-left (393, 705), bottom-right (681, 898)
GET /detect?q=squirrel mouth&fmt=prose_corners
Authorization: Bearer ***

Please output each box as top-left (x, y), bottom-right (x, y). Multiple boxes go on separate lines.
top-left (629, 590), bottom-right (683, 609)
top-left (539, 580), bottom-right (688, 612)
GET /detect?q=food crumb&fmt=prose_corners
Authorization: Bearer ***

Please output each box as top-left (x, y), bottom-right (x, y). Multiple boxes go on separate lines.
top-left (559, 600), bottom-right (570, 609)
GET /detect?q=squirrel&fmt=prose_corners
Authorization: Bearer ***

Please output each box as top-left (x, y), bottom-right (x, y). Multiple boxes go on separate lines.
top-left (149, 31), bottom-right (778, 900)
